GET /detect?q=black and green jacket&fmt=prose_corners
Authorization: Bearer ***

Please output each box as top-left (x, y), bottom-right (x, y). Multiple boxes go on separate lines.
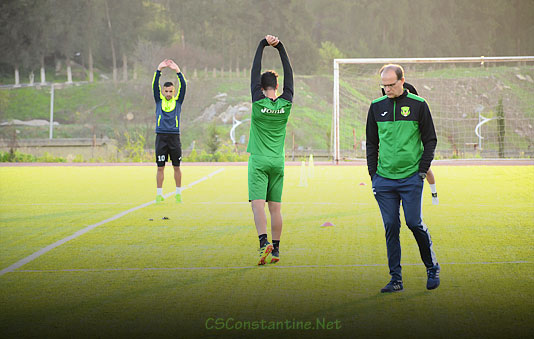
top-left (366, 90), bottom-right (437, 179)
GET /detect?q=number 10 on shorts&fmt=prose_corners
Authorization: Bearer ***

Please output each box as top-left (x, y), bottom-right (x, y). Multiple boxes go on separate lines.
top-left (158, 155), bottom-right (166, 162)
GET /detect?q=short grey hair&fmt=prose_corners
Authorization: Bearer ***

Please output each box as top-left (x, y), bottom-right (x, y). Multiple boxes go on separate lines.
top-left (379, 64), bottom-right (404, 80)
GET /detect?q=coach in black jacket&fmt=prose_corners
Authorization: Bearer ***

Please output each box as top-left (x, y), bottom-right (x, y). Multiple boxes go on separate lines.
top-left (366, 64), bottom-right (440, 293)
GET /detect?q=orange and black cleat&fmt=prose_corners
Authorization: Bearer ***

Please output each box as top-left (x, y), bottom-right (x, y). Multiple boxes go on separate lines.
top-left (258, 242), bottom-right (273, 265)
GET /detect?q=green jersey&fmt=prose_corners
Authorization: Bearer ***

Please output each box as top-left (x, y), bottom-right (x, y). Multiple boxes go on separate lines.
top-left (248, 39), bottom-right (294, 158)
top-left (247, 97), bottom-right (292, 157)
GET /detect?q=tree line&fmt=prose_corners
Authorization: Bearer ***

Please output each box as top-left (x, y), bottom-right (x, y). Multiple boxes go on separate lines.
top-left (1, 0), bottom-right (532, 84)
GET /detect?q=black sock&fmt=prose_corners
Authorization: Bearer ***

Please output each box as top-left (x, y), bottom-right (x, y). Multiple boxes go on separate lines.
top-left (259, 234), bottom-right (268, 247)
top-left (272, 240), bottom-right (280, 252)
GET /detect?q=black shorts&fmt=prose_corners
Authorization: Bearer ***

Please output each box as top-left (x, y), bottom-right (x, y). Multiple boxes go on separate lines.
top-left (155, 133), bottom-right (182, 167)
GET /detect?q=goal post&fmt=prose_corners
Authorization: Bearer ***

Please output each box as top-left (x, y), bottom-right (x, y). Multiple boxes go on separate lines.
top-left (332, 56), bottom-right (534, 163)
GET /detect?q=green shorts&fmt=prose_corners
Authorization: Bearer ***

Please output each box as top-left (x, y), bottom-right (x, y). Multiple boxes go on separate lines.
top-left (248, 154), bottom-right (285, 202)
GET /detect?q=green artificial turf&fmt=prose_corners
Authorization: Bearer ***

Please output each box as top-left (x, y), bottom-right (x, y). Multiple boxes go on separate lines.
top-left (0, 164), bottom-right (532, 338)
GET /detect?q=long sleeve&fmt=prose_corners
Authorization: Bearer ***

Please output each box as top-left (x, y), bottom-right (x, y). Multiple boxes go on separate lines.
top-left (153, 70), bottom-right (161, 103)
top-left (418, 101), bottom-right (437, 173)
top-left (366, 105), bottom-right (379, 177)
top-left (251, 39), bottom-right (269, 102)
top-left (176, 72), bottom-right (186, 104)
top-left (275, 42), bottom-right (293, 102)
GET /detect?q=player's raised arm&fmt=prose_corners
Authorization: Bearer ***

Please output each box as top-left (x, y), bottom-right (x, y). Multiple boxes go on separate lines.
top-left (168, 60), bottom-right (186, 104)
top-left (251, 38), bottom-right (269, 102)
top-left (272, 38), bottom-right (293, 102)
top-left (153, 59), bottom-right (168, 103)
top-left (176, 72), bottom-right (186, 104)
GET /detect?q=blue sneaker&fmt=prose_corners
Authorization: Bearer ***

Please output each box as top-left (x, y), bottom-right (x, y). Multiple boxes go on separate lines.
top-left (426, 264), bottom-right (441, 290)
top-left (380, 280), bottom-right (403, 293)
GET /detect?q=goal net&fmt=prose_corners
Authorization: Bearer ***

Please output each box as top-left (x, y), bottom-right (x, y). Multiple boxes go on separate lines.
top-left (332, 56), bottom-right (534, 162)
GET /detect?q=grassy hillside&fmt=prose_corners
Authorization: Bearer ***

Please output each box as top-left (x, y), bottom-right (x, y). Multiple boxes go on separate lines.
top-left (0, 74), bottom-right (334, 155)
top-left (1, 65), bottom-right (533, 159)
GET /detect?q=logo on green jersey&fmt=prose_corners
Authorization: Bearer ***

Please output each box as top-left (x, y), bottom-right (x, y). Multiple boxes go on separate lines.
top-left (261, 107), bottom-right (285, 114)
top-left (401, 106), bottom-right (411, 117)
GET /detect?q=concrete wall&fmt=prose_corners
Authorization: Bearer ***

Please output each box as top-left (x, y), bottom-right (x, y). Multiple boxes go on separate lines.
top-left (0, 138), bottom-right (118, 160)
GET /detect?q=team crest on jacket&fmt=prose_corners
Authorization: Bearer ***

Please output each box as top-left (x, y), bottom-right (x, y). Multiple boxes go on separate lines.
top-left (401, 106), bottom-right (411, 117)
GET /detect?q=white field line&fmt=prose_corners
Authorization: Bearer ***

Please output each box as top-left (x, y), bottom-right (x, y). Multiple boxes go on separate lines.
top-left (12, 261), bottom-right (533, 273)
top-left (1, 203), bottom-right (143, 206)
top-left (0, 168), bottom-right (225, 277)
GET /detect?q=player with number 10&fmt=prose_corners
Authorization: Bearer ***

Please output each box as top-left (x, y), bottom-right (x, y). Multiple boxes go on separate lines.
top-left (152, 59), bottom-right (187, 203)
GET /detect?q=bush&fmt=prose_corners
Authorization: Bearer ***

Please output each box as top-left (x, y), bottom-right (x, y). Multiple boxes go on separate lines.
top-left (119, 131), bottom-right (152, 162)
top-left (73, 154), bottom-right (84, 162)
top-left (206, 123), bottom-right (221, 154)
top-left (319, 41), bottom-right (345, 72)
top-left (186, 149), bottom-right (197, 162)
top-left (38, 152), bottom-right (66, 163)
top-left (182, 143), bottom-right (248, 162)
top-left (0, 150), bottom-right (67, 162)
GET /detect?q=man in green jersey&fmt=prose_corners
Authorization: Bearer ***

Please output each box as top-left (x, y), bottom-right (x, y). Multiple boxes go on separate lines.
top-left (248, 35), bottom-right (293, 265)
